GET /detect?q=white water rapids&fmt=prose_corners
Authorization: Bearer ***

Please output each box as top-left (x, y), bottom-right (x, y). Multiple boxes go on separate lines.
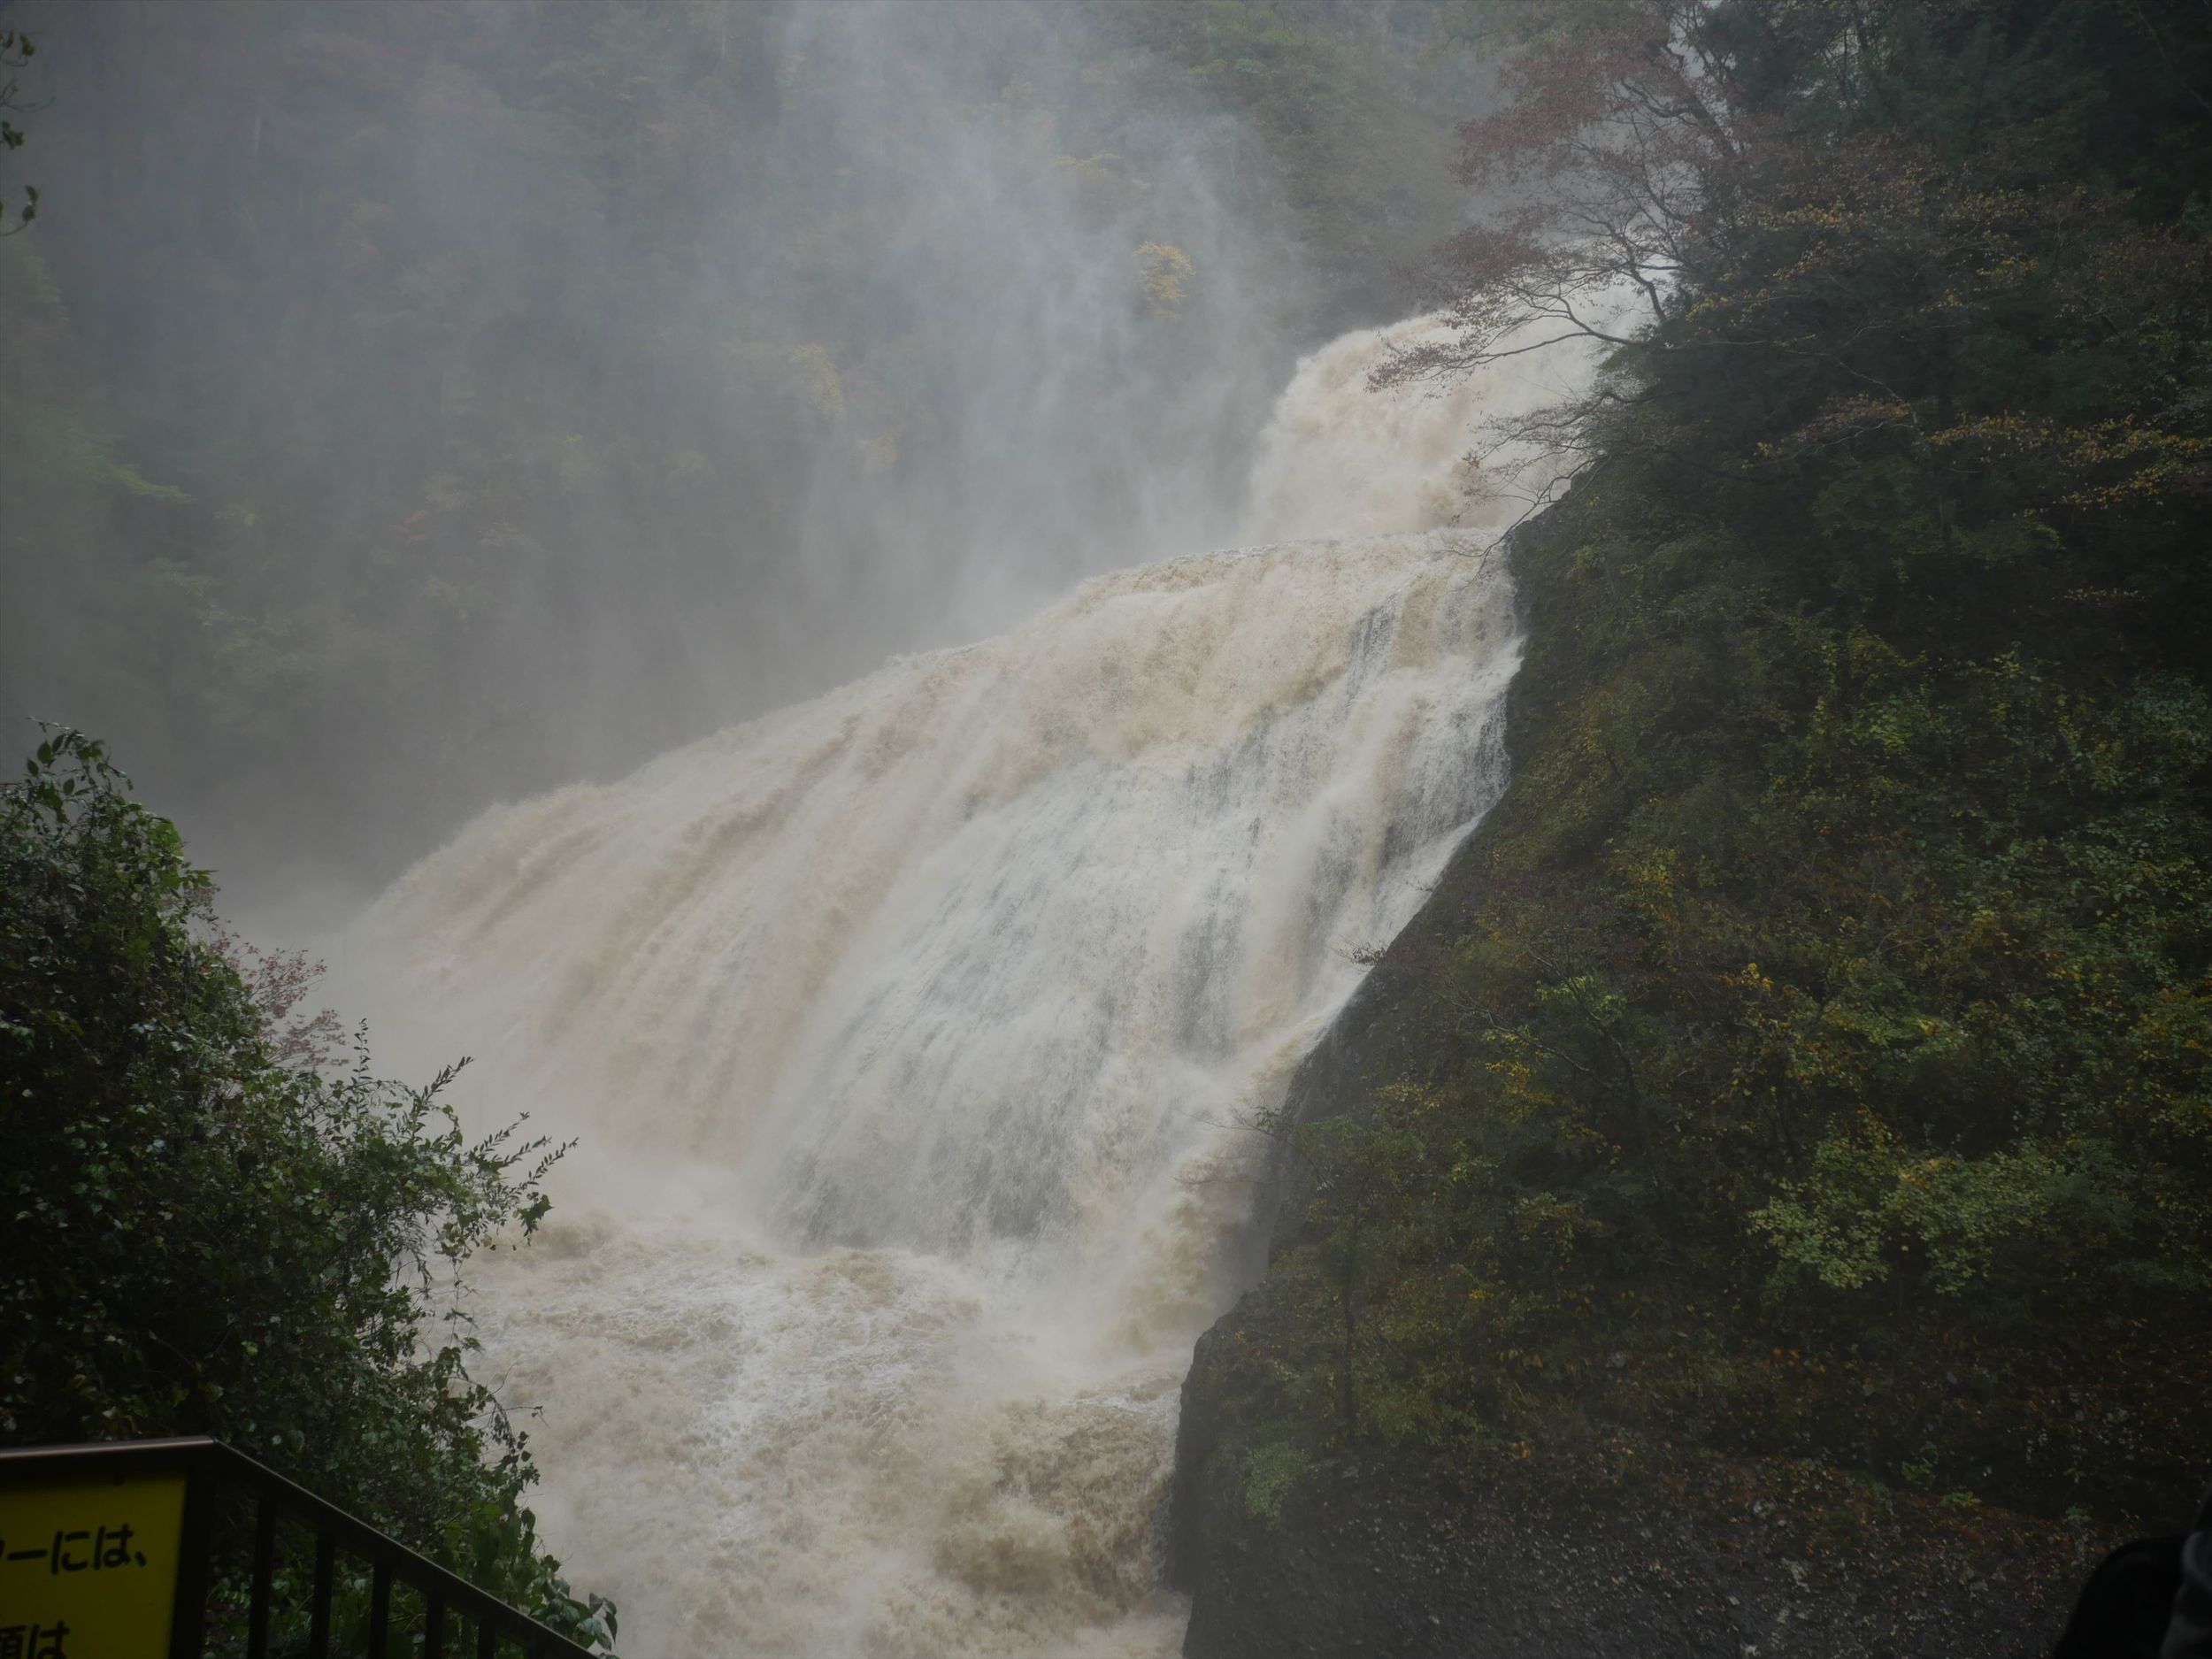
top-left (345, 315), bottom-right (1597, 1656)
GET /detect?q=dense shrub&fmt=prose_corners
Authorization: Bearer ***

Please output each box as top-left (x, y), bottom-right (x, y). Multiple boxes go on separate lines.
top-left (0, 729), bottom-right (613, 1648)
top-left (1233, 0), bottom-right (2212, 1526)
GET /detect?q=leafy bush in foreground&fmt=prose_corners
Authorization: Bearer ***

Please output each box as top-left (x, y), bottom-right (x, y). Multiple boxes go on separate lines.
top-left (0, 728), bottom-right (612, 1649)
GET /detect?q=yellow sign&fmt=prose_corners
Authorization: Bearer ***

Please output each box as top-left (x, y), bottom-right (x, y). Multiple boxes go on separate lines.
top-left (0, 1475), bottom-right (186, 1659)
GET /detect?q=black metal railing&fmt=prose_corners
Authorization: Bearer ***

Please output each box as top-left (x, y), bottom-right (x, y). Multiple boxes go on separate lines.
top-left (0, 1437), bottom-right (598, 1659)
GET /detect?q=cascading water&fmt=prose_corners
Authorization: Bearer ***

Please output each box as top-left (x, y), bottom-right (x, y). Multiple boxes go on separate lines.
top-left (349, 313), bottom-right (1595, 1657)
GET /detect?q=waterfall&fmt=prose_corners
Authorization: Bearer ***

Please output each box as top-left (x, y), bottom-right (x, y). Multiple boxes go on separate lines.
top-left (349, 313), bottom-right (1589, 1656)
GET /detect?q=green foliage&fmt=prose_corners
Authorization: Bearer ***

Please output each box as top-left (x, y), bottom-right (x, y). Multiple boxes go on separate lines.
top-left (0, 729), bottom-right (612, 1647)
top-left (1221, 0), bottom-right (2212, 1528)
top-left (441, 1503), bottom-right (617, 1654)
top-left (1240, 1440), bottom-right (1315, 1523)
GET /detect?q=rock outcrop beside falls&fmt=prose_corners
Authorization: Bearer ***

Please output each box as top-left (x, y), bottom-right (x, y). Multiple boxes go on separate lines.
top-left (1171, 1321), bottom-right (2074, 1659)
top-left (1168, 924), bottom-right (2093, 1659)
top-left (1165, 521), bottom-right (2111, 1659)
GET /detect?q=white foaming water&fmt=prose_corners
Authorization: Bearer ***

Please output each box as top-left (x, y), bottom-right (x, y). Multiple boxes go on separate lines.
top-left (350, 314), bottom-right (1590, 1656)
top-left (1240, 311), bottom-right (1611, 544)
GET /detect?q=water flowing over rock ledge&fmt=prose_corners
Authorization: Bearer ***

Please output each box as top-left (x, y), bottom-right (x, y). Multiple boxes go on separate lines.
top-left (344, 312), bottom-right (1589, 1657)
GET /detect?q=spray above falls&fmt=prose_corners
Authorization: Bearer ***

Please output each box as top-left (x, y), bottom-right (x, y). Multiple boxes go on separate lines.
top-left (352, 313), bottom-right (1586, 1656)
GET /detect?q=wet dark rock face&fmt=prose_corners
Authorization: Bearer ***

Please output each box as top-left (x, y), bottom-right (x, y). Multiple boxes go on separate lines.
top-left (1170, 1408), bottom-right (2068, 1659)
top-left (1174, 1425), bottom-right (1736, 1659)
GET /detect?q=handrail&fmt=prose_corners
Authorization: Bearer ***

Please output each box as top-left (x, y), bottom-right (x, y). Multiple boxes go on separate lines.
top-left (0, 1437), bottom-right (598, 1658)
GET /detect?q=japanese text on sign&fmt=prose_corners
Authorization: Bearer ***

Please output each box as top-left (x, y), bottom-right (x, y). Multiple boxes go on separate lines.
top-left (0, 1476), bottom-right (186, 1659)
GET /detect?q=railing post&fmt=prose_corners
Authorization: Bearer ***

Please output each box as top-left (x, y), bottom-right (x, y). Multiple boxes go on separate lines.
top-left (425, 1590), bottom-right (446, 1659)
top-left (367, 1556), bottom-right (394, 1657)
top-left (309, 1529), bottom-right (336, 1658)
top-left (246, 1494), bottom-right (278, 1659)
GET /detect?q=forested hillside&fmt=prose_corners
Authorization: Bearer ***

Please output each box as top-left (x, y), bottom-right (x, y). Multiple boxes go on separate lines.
top-left (0, 0), bottom-right (1479, 902)
top-left (1176, 1), bottom-right (2212, 1651)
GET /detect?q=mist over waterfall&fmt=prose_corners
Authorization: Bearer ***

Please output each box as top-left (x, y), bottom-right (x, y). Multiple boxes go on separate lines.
top-left (349, 314), bottom-right (1577, 1656)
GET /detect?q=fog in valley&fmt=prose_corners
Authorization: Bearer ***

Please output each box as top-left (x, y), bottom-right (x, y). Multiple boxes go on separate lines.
top-left (0, 0), bottom-right (1478, 926)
